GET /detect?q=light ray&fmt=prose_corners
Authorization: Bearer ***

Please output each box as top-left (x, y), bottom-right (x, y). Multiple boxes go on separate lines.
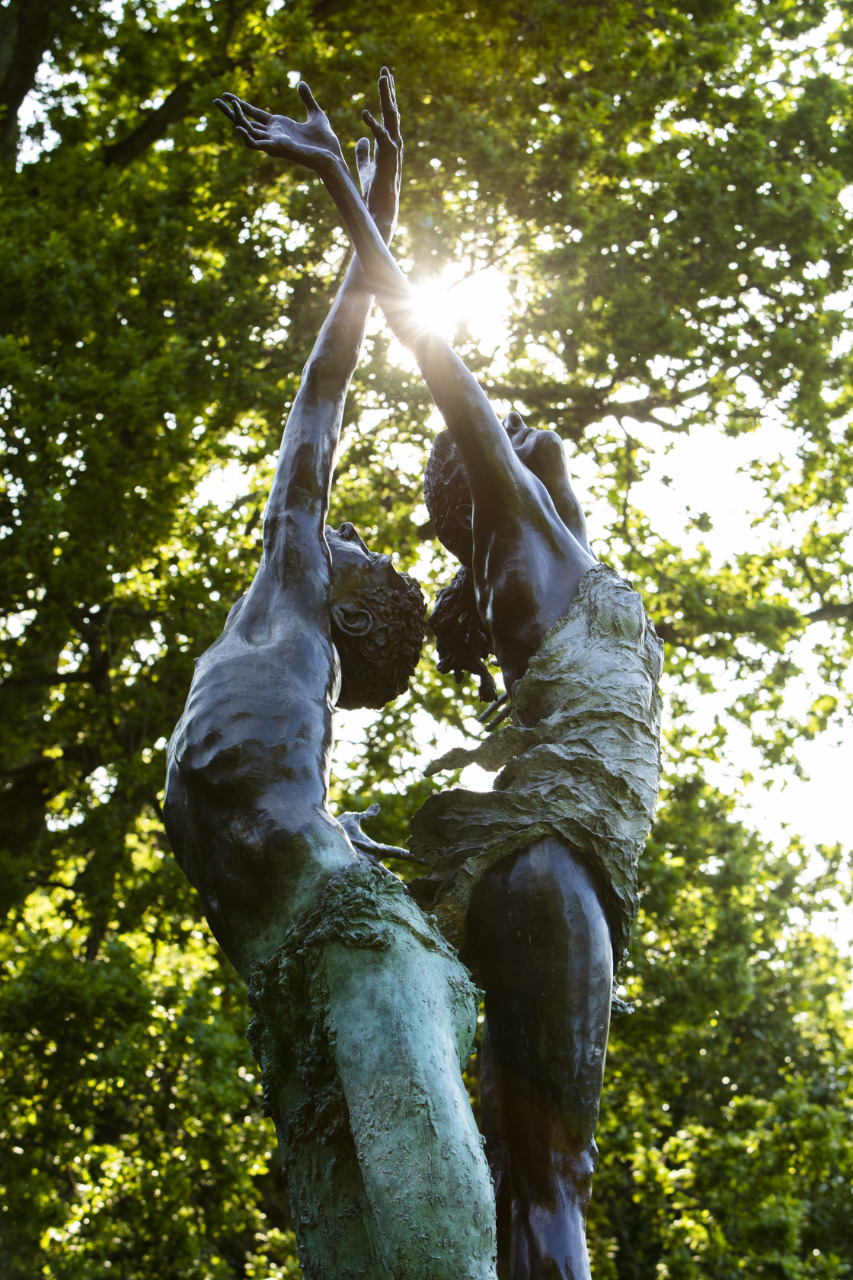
top-left (386, 263), bottom-right (514, 371)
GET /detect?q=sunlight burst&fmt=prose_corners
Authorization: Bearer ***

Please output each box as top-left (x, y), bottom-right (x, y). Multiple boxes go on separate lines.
top-left (386, 263), bottom-right (513, 371)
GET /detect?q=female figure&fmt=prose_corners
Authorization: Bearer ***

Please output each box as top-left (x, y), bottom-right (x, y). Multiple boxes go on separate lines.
top-left (219, 73), bottom-right (662, 1280)
top-left (165, 74), bottom-right (497, 1280)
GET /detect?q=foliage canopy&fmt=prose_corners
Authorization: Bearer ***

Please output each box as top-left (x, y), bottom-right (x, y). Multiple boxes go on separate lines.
top-left (1, 1), bottom-right (851, 1276)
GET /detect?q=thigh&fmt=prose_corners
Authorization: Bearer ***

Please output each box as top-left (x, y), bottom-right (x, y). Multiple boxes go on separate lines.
top-left (467, 836), bottom-right (612, 1141)
top-left (323, 930), bottom-right (498, 1280)
top-left (273, 1067), bottom-right (388, 1280)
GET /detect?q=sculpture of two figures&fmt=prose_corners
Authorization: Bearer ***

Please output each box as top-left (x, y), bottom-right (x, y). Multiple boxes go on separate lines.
top-left (164, 69), bottom-right (663, 1280)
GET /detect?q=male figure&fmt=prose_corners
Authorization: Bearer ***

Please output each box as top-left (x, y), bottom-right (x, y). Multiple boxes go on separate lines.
top-left (165, 73), bottom-right (497, 1280)
top-left (220, 74), bottom-right (663, 1280)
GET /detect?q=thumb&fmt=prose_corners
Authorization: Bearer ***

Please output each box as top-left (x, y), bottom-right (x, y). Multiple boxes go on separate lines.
top-left (297, 81), bottom-right (322, 115)
top-left (355, 137), bottom-right (371, 193)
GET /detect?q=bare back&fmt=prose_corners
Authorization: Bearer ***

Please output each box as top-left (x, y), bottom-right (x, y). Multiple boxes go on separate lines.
top-left (164, 557), bottom-right (356, 979)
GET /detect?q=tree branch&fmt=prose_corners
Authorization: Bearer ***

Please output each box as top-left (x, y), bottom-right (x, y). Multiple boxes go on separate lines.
top-left (0, 0), bottom-right (74, 164)
top-left (805, 602), bottom-right (853, 624)
top-left (653, 598), bottom-right (853, 652)
top-left (100, 0), bottom-right (253, 168)
top-left (102, 79), bottom-right (196, 168)
top-left (483, 377), bottom-right (715, 435)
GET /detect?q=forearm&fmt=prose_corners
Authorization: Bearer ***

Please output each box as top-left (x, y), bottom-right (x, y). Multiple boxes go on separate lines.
top-left (319, 162), bottom-right (418, 343)
top-left (299, 250), bottom-right (375, 396)
top-left (317, 159), bottom-right (517, 485)
top-left (263, 247), bottom-right (376, 544)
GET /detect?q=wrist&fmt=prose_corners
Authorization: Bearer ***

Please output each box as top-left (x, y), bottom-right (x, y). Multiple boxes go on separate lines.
top-left (317, 152), bottom-right (351, 186)
top-left (369, 209), bottom-right (397, 244)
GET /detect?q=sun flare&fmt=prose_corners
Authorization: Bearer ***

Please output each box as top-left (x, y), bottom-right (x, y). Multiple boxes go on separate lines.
top-left (386, 263), bottom-right (514, 371)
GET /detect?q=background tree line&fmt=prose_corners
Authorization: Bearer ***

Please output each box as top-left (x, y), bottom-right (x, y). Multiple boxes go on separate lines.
top-left (1, 0), bottom-right (851, 1275)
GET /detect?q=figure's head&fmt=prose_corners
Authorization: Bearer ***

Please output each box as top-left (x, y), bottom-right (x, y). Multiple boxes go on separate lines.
top-left (501, 409), bottom-right (572, 496)
top-left (326, 523), bottom-right (426, 710)
top-left (422, 433), bottom-right (493, 699)
top-left (423, 412), bottom-right (577, 701)
top-left (423, 429), bottom-right (473, 563)
top-left (424, 412), bottom-right (571, 566)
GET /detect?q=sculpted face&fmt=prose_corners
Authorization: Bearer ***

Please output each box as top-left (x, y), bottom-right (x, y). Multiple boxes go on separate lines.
top-left (327, 522), bottom-right (397, 581)
top-left (326, 520), bottom-right (371, 567)
top-left (503, 412), bottom-right (590, 550)
top-left (326, 522), bottom-right (402, 636)
top-left (324, 522), bottom-right (426, 710)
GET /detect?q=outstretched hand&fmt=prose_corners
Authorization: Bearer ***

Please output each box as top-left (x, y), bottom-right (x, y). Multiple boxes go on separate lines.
top-left (214, 81), bottom-right (345, 173)
top-left (354, 67), bottom-right (403, 241)
top-left (337, 804), bottom-right (424, 865)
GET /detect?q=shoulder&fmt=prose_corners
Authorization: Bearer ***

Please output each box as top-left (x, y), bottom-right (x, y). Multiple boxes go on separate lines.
top-left (230, 544), bottom-right (332, 644)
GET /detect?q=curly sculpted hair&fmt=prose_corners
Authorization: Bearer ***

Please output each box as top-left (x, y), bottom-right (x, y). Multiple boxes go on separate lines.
top-left (332, 569), bottom-right (427, 710)
top-left (423, 429), bottom-right (473, 562)
top-left (423, 430), bottom-right (498, 703)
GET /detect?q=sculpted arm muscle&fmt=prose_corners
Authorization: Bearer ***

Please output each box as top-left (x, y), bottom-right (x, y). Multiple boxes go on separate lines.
top-left (261, 254), bottom-right (373, 571)
top-left (221, 76), bottom-right (520, 506)
top-left (216, 77), bottom-right (404, 579)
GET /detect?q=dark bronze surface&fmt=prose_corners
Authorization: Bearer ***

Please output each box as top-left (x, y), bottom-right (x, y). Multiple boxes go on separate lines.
top-left (164, 73), bottom-right (498, 1280)
top-left (181, 69), bottom-right (662, 1280)
top-left (230, 70), bottom-right (613, 1278)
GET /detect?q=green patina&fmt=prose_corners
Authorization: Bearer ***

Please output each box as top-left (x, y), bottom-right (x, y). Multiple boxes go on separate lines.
top-left (247, 858), bottom-right (497, 1280)
top-left (410, 564), bottom-right (664, 978)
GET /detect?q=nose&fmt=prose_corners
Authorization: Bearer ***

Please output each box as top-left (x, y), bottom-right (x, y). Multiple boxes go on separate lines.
top-left (337, 523), bottom-right (369, 552)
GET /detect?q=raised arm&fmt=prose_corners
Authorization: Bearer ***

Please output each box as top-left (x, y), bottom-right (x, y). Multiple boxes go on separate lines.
top-left (215, 72), bottom-right (402, 573)
top-left (220, 75), bottom-right (521, 510)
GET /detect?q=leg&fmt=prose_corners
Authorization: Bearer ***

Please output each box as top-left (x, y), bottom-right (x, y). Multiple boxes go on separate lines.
top-left (467, 836), bottom-right (612, 1280)
top-left (480, 1016), bottom-right (512, 1280)
top-left (322, 930), bottom-right (498, 1280)
top-left (269, 1066), bottom-right (388, 1280)
top-left (251, 871), bottom-right (498, 1280)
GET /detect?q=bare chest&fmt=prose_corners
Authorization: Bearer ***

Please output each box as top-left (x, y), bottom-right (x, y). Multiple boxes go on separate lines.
top-left (472, 521), bottom-right (593, 689)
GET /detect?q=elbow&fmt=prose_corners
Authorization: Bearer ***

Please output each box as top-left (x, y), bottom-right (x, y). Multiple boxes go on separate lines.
top-left (263, 479), bottom-right (327, 549)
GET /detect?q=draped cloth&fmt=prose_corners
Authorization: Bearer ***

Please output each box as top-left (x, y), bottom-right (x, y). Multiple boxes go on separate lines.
top-left (246, 859), bottom-right (494, 1280)
top-left (409, 564), bottom-right (664, 975)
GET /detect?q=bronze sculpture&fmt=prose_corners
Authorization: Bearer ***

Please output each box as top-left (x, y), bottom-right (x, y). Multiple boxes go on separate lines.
top-left (172, 68), bottom-right (663, 1280)
top-left (164, 73), bottom-right (497, 1280)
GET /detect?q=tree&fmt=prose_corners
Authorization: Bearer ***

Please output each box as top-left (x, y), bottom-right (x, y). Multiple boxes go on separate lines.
top-left (1, 1), bottom-right (851, 1276)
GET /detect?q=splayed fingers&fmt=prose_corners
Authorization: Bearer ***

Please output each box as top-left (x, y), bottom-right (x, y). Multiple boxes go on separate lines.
top-left (213, 82), bottom-right (344, 169)
top-left (378, 66), bottom-right (401, 146)
top-left (357, 67), bottom-right (402, 232)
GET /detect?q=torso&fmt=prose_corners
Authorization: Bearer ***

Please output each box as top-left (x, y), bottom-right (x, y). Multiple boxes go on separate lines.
top-left (164, 560), bottom-right (356, 978)
top-left (471, 467), bottom-right (596, 690)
